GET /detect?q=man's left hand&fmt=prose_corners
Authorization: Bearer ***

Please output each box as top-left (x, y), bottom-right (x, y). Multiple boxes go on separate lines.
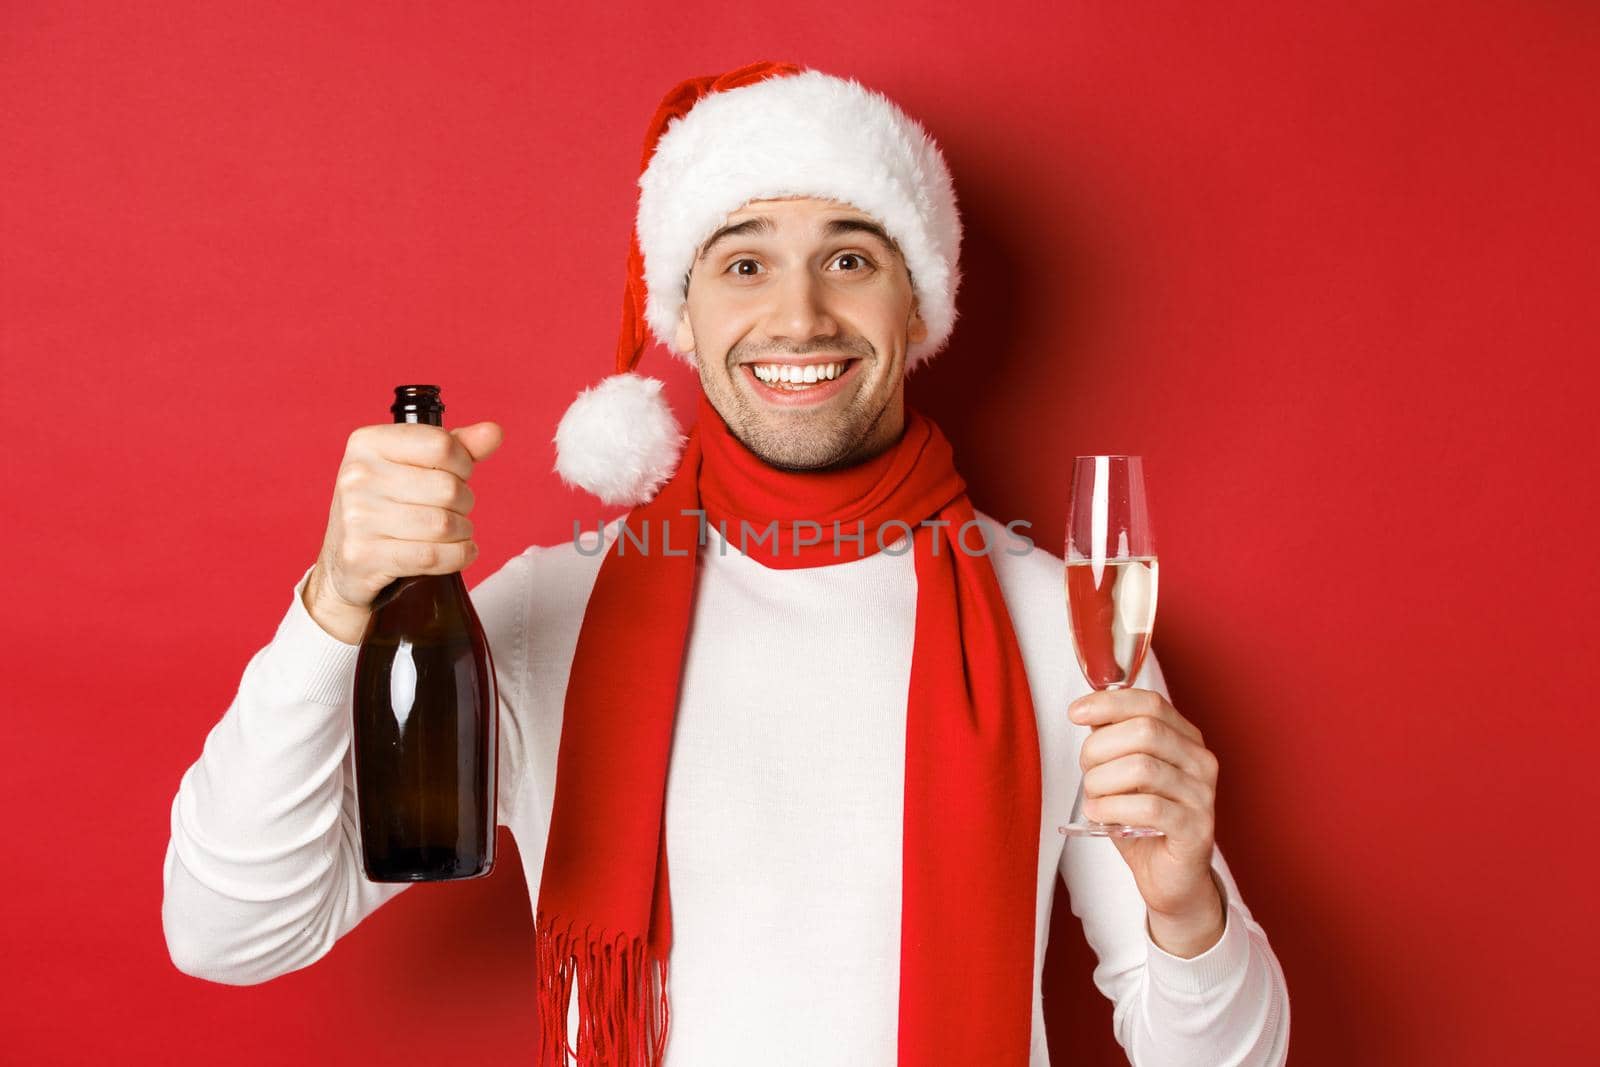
top-left (1069, 686), bottom-right (1226, 957)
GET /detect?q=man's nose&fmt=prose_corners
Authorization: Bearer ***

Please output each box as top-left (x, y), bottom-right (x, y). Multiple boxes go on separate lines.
top-left (764, 268), bottom-right (838, 343)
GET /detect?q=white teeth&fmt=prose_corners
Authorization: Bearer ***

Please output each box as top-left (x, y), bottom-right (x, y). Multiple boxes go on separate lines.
top-left (751, 361), bottom-right (846, 385)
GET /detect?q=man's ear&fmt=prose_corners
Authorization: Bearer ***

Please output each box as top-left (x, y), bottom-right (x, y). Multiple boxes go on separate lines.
top-left (908, 299), bottom-right (929, 345)
top-left (674, 307), bottom-right (696, 355)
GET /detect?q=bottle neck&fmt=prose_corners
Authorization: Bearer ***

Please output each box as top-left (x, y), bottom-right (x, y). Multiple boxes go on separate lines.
top-left (391, 384), bottom-right (444, 425)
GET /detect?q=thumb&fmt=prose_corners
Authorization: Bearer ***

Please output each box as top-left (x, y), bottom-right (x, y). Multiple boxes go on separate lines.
top-left (451, 420), bottom-right (505, 464)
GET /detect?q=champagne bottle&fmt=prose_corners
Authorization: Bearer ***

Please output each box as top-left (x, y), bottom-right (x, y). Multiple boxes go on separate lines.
top-left (353, 384), bottom-right (497, 882)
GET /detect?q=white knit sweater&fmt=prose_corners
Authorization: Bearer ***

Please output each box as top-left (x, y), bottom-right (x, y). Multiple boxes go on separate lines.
top-left (162, 511), bottom-right (1289, 1065)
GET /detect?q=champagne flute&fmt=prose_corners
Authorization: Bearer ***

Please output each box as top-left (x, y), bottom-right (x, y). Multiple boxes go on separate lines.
top-left (1058, 455), bottom-right (1165, 838)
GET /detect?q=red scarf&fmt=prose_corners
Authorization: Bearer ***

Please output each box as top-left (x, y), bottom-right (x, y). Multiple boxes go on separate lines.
top-left (535, 391), bottom-right (1042, 1065)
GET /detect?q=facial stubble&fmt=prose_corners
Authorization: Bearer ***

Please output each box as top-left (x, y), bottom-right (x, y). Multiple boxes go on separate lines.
top-left (708, 353), bottom-right (895, 473)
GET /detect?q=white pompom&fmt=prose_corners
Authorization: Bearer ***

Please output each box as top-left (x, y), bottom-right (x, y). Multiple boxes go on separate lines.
top-left (553, 373), bottom-right (685, 507)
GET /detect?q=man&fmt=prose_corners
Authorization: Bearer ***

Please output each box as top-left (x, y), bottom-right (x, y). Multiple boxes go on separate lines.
top-left (162, 63), bottom-right (1289, 1066)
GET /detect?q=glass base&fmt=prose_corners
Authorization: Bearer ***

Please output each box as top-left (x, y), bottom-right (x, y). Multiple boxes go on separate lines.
top-left (1058, 820), bottom-right (1166, 839)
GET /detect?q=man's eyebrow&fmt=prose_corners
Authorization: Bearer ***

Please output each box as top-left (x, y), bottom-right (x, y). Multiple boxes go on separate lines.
top-left (694, 215), bottom-right (898, 263)
top-left (696, 216), bottom-right (776, 262)
top-left (823, 217), bottom-right (895, 251)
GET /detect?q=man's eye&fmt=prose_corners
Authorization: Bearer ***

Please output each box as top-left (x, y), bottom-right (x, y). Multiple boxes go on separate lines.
top-left (832, 253), bottom-right (872, 272)
top-left (728, 259), bottom-right (763, 276)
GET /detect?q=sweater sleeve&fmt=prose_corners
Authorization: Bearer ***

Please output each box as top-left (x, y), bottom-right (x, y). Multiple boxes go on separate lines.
top-left (1058, 649), bottom-right (1291, 1066)
top-left (161, 557), bottom-right (530, 985)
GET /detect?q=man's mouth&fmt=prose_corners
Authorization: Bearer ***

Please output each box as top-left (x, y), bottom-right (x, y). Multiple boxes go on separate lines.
top-left (741, 358), bottom-right (862, 405)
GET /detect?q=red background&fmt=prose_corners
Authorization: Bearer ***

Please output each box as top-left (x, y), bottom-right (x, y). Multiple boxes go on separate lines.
top-left (4, 2), bottom-right (1596, 1063)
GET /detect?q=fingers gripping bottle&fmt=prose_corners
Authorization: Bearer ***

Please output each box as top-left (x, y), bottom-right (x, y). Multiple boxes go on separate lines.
top-left (353, 385), bottom-right (497, 882)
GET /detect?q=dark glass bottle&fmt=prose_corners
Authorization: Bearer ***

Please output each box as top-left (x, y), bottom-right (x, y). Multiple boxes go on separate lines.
top-left (353, 385), bottom-right (497, 882)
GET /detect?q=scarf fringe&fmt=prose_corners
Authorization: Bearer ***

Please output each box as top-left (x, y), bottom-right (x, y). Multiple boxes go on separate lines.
top-left (535, 910), bottom-right (671, 1067)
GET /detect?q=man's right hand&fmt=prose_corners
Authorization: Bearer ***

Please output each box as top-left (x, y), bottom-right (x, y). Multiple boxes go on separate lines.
top-left (303, 420), bottom-right (505, 644)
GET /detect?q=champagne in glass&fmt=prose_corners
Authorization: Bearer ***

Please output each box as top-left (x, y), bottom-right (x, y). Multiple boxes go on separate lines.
top-left (1059, 455), bottom-right (1165, 838)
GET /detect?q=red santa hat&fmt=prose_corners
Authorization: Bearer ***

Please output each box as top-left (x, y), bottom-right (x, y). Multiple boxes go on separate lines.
top-left (552, 61), bottom-right (965, 507)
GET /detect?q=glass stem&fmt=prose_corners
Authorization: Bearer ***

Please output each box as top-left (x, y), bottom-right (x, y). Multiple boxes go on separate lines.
top-left (1067, 778), bottom-right (1093, 827)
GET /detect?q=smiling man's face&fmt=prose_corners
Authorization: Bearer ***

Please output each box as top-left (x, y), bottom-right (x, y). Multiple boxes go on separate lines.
top-left (674, 196), bottom-right (929, 471)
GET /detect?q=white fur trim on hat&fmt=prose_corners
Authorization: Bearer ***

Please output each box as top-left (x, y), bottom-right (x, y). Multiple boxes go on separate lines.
top-left (636, 69), bottom-right (963, 372)
top-left (553, 373), bottom-right (685, 507)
